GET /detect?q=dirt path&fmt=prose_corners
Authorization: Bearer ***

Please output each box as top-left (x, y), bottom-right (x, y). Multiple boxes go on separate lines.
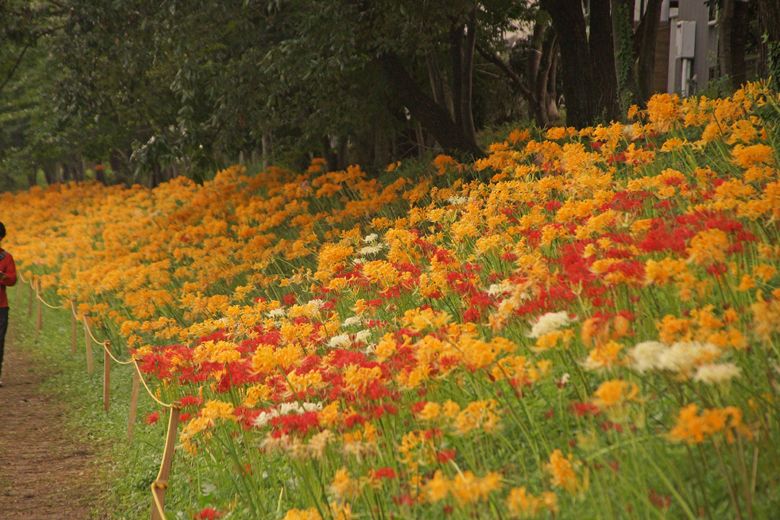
top-left (0, 333), bottom-right (101, 519)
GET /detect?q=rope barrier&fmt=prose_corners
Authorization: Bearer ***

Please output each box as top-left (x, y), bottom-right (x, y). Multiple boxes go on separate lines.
top-left (34, 289), bottom-right (69, 310)
top-left (131, 358), bottom-right (175, 409)
top-left (17, 276), bottom-right (178, 518)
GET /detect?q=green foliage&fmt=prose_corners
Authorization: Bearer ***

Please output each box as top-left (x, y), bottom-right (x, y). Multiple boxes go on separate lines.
top-left (1, 0), bottom-right (541, 187)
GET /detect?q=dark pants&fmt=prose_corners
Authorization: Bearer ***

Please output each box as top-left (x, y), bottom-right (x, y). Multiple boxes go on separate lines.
top-left (0, 307), bottom-right (8, 377)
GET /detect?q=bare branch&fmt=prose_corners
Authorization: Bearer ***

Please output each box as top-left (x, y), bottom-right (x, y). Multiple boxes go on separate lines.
top-left (0, 43), bottom-right (31, 95)
top-left (475, 43), bottom-right (532, 99)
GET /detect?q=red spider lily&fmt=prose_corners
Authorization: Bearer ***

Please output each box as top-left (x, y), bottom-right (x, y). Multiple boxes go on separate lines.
top-left (411, 401), bottom-right (428, 414)
top-left (344, 413), bottom-right (367, 429)
top-left (437, 449), bottom-right (457, 463)
top-left (270, 411), bottom-right (320, 437)
top-left (196, 331), bottom-right (229, 345)
top-left (371, 467), bottom-right (397, 480)
top-left (178, 395), bottom-right (203, 408)
top-left (706, 263), bottom-right (728, 276)
top-left (424, 428), bottom-right (442, 440)
top-left (234, 406), bottom-right (262, 430)
top-left (600, 421), bottom-right (624, 433)
top-left (393, 494), bottom-right (415, 507)
top-left (194, 507), bottom-right (222, 519)
top-left (648, 489), bottom-right (672, 509)
top-left (463, 306), bottom-right (481, 322)
top-left (571, 402), bottom-right (601, 417)
top-left (145, 411), bottom-right (160, 425)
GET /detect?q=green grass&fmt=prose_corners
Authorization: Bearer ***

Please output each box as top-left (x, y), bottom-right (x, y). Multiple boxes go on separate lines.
top-left (8, 283), bottom-right (199, 519)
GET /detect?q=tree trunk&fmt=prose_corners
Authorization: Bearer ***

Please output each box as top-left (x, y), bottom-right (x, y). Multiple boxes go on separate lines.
top-left (636, 0), bottom-right (663, 103)
top-left (542, 0), bottom-right (598, 128)
top-left (611, 0), bottom-right (637, 109)
top-left (426, 53), bottom-right (447, 108)
top-left (534, 29), bottom-right (558, 127)
top-left (546, 47), bottom-right (560, 122)
top-left (262, 133), bottom-right (271, 169)
top-left (590, 0), bottom-right (620, 121)
top-left (527, 12), bottom-right (547, 83)
top-left (460, 7), bottom-right (478, 145)
top-left (110, 149), bottom-right (131, 185)
top-left (731, 0), bottom-right (749, 87)
top-left (95, 167), bottom-right (106, 184)
top-left (378, 53), bottom-right (483, 157)
top-left (450, 24), bottom-right (464, 128)
top-left (718, 0), bottom-right (735, 81)
top-left (42, 163), bottom-right (57, 185)
top-left (323, 136), bottom-right (339, 171)
top-left (757, 0), bottom-right (780, 84)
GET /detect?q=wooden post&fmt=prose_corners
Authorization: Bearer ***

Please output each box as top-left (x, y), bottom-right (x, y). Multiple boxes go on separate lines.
top-left (103, 341), bottom-right (111, 412)
top-left (151, 407), bottom-right (181, 520)
top-left (84, 319), bottom-right (94, 374)
top-left (35, 279), bottom-right (43, 332)
top-left (27, 278), bottom-right (34, 317)
top-left (70, 301), bottom-right (77, 354)
top-left (127, 370), bottom-right (141, 441)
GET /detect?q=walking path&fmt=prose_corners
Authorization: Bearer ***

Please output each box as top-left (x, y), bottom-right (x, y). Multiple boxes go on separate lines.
top-left (0, 332), bottom-right (101, 519)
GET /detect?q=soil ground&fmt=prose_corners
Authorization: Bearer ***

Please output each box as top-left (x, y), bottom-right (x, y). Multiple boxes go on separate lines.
top-left (0, 328), bottom-right (101, 519)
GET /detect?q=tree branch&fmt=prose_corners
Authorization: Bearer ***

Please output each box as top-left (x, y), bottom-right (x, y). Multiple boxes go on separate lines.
top-left (475, 43), bottom-right (532, 99)
top-left (0, 44), bottom-right (31, 95)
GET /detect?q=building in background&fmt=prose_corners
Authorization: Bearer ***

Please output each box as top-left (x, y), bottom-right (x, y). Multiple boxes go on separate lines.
top-left (641, 0), bottom-right (754, 96)
top-left (665, 0), bottom-right (720, 95)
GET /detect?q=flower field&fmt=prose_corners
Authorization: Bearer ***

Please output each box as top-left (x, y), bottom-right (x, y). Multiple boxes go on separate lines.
top-left (2, 83), bottom-right (780, 519)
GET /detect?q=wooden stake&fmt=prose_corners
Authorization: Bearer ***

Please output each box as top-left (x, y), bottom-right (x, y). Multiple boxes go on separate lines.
top-left (84, 319), bottom-right (94, 374)
top-left (103, 341), bottom-right (111, 412)
top-left (27, 279), bottom-right (34, 317)
top-left (70, 301), bottom-right (77, 354)
top-left (127, 370), bottom-right (141, 441)
top-left (151, 407), bottom-right (180, 520)
top-left (35, 279), bottom-right (43, 332)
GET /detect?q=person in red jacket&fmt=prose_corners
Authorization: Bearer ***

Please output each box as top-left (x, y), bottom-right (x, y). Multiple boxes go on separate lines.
top-left (0, 221), bottom-right (17, 387)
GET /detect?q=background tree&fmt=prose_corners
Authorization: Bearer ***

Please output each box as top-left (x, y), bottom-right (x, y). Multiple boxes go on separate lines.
top-left (2, 0), bottom-right (778, 190)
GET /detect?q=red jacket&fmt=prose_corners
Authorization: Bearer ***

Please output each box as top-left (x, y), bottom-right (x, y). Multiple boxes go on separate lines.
top-left (0, 248), bottom-right (17, 308)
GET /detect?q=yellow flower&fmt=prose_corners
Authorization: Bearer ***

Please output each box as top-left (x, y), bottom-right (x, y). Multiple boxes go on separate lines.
top-left (645, 257), bottom-right (688, 285)
top-left (315, 242), bottom-right (354, 282)
top-left (732, 143), bottom-right (774, 169)
top-left (545, 450), bottom-right (585, 494)
top-left (751, 292), bottom-right (780, 342)
top-left (361, 260), bottom-right (399, 289)
top-left (593, 379), bottom-right (638, 409)
top-left (417, 401), bottom-right (441, 421)
top-left (450, 471), bottom-right (502, 505)
top-left (669, 404), bottom-right (751, 444)
top-left (432, 154), bottom-right (460, 175)
top-left (506, 487), bottom-right (558, 517)
top-left (330, 467), bottom-right (358, 500)
top-left (425, 470), bottom-right (450, 503)
top-left (687, 228), bottom-right (730, 265)
top-left (343, 364), bottom-right (382, 393)
top-left (453, 399), bottom-right (500, 434)
top-left (200, 400), bottom-right (235, 421)
top-left (660, 137), bottom-right (685, 152)
top-left (583, 340), bottom-right (624, 370)
top-left (284, 509), bottom-right (322, 520)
